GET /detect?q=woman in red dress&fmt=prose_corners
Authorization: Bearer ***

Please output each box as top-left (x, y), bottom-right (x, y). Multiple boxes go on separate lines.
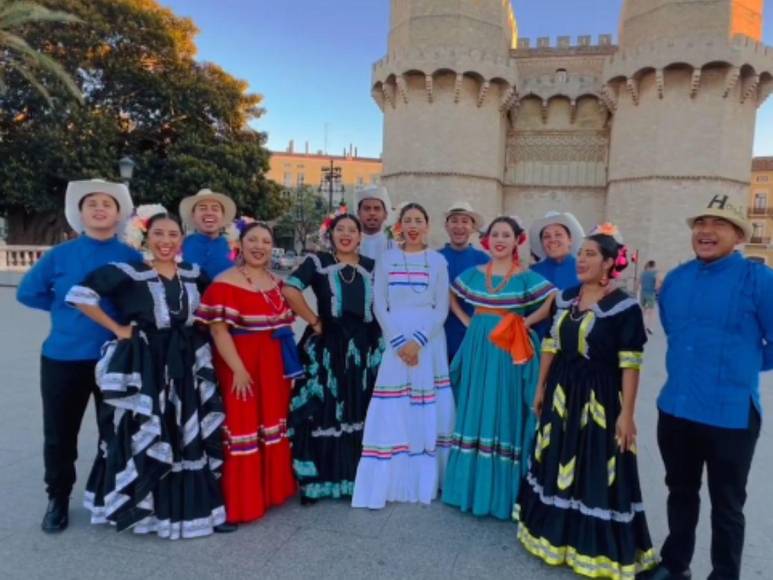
top-left (196, 222), bottom-right (298, 526)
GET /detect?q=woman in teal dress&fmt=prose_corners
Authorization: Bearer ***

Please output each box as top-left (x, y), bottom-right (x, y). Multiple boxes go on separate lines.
top-left (442, 216), bottom-right (555, 520)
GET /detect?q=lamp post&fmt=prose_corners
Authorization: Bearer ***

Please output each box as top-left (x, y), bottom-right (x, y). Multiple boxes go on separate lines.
top-left (118, 155), bottom-right (135, 187)
top-left (319, 160), bottom-right (344, 212)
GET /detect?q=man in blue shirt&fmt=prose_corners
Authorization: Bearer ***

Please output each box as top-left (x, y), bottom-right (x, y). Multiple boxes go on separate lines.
top-left (439, 201), bottom-right (488, 361)
top-left (17, 179), bottom-right (141, 533)
top-left (179, 188), bottom-right (237, 279)
top-left (648, 195), bottom-right (773, 580)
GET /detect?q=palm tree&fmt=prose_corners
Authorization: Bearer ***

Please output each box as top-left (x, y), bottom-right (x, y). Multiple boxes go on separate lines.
top-left (0, 0), bottom-right (83, 105)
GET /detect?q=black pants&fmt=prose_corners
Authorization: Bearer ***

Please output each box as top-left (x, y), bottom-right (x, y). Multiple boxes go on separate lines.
top-left (40, 356), bottom-right (102, 499)
top-left (657, 409), bottom-right (761, 580)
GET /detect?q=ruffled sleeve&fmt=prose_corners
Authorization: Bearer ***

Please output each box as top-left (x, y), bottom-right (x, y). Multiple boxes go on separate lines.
top-left (286, 255), bottom-right (317, 291)
top-left (617, 302), bottom-right (647, 371)
top-left (65, 263), bottom-right (132, 306)
top-left (195, 282), bottom-right (238, 326)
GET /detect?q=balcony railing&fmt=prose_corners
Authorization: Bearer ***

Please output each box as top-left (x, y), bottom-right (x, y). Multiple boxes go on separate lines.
top-left (748, 207), bottom-right (773, 217)
top-left (0, 245), bottom-right (50, 272)
top-left (749, 236), bottom-right (771, 245)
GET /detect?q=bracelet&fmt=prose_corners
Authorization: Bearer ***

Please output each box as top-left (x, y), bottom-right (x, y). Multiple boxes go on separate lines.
top-left (310, 317), bottom-right (320, 327)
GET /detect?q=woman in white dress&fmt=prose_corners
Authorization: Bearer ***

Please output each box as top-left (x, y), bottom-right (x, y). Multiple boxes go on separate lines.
top-left (352, 203), bottom-right (454, 509)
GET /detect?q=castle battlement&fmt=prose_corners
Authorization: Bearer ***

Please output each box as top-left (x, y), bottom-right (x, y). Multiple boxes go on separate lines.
top-left (512, 35), bottom-right (617, 56)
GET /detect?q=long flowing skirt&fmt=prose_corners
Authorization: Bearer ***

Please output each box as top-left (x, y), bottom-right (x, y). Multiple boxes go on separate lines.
top-left (351, 311), bottom-right (455, 509)
top-left (515, 354), bottom-right (658, 579)
top-left (213, 329), bottom-right (297, 523)
top-left (290, 315), bottom-right (382, 500)
top-left (442, 313), bottom-right (540, 520)
top-left (84, 327), bottom-right (226, 539)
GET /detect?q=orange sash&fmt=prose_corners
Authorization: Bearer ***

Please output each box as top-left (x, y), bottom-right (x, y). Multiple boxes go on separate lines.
top-left (475, 307), bottom-right (535, 365)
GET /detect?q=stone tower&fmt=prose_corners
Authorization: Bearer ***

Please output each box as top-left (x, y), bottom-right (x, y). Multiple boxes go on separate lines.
top-left (606, 0), bottom-right (773, 265)
top-left (373, 0), bottom-right (518, 239)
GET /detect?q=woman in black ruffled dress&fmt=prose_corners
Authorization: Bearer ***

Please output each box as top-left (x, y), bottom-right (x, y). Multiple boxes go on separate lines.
top-left (67, 212), bottom-right (226, 539)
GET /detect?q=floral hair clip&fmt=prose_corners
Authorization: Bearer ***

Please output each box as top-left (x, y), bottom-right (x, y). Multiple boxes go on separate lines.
top-left (591, 222), bottom-right (621, 240)
top-left (318, 202), bottom-right (350, 238)
top-left (225, 216), bottom-right (257, 251)
top-left (122, 203), bottom-right (168, 249)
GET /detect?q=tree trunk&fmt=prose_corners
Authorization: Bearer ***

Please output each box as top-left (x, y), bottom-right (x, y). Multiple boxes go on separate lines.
top-left (6, 209), bottom-right (70, 245)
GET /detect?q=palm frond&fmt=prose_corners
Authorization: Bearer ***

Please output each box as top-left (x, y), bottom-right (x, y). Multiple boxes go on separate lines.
top-left (8, 57), bottom-right (52, 105)
top-left (0, 28), bottom-right (83, 103)
top-left (0, 1), bottom-right (82, 29)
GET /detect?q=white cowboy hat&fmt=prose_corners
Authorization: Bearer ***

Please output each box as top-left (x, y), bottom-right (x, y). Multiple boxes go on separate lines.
top-left (178, 188), bottom-right (237, 231)
top-left (355, 185), bottom-right (393, 222)
top-left (444, 201), bottom-right (483, 228)
top-left (529, 211), bottom-right (585, 260)
top-left (65, 179), bottom-right (134, 233)
top-left (686, 194), bottom-right (752, 240)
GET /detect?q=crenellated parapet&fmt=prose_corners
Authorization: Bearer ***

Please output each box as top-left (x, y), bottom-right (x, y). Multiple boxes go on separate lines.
top-left (603, 36), bottom-right (773, 107)
top-left (371, 46), bottom-right (518, 112)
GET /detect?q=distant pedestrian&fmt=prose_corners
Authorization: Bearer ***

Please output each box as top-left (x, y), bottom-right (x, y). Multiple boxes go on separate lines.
top-left (516, 223), bottom-right (658, 579)
top-left (438, 201), bottom-right (489, 362)
top-left (646, 195), bottom-right (773, 580)
top-left (637, 260), bottom-right (659, 334)
top-left (180, 188), bottom-right (237, 279)
top-left (17, 179), bottom-right (139, 534)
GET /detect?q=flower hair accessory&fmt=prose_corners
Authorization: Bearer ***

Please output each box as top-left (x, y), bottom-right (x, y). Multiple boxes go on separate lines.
top-left (225, 216), bottom-right (257, 252)
top-left (318, 202), bottom-right (350, 238)
top-left (122, 204), bottom-right (168, 249)
top-left (590, 222), bottom-right (628, 278)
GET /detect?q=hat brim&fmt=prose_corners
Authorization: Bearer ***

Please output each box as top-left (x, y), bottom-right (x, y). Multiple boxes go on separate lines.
top-left (444, 209), bottom-right (483, 227)
top-left (686, 210), bottom-right (752, 240)
top-left (65, 181), bottom-right (134, 233)
top-left (529, 212), bottom-right (585, 260)
top-left (179, 192), bottom-right (237, 230)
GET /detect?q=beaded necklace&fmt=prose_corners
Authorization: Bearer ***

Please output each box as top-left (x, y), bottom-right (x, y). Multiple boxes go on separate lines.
top-left (238, 266), bottom-right (284, 312)
top-left (149, 262), bottom-right (185, 316)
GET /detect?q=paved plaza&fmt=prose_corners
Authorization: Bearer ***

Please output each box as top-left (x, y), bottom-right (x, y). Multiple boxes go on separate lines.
top-left (0, 286), bottom-right (771, 579)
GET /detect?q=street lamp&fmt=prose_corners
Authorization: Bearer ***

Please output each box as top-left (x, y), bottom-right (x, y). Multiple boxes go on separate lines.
top-left (118, 155), bottom-right (135, 186)
top-left (319, 160), bottom-right (344, 212)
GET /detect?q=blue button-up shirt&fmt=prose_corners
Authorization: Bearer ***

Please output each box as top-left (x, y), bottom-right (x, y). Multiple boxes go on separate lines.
top-left (17, 235), bottom-right (142, 361)
top-left (657, 251), bottom-right (773, 429)
top-left (182, 233), bottom-right (233, 279)
top-left (439, 243), bottom-right (489, 361)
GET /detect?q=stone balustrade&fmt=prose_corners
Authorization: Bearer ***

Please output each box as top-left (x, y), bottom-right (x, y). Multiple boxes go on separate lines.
top-left (0, 245), bottom-right (50, 272)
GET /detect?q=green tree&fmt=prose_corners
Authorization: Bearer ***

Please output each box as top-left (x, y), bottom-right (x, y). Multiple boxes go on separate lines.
top-left (275, 186), bottom-right (329, 252)
top-left (0, 0), bottom-right (83, 105)
top-left (0, 0), bottom-right (285, 244)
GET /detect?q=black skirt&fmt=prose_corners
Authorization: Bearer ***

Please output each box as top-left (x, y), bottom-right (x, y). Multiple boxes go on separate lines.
top-left (515, 354), bottom-right (658, 579)
top-left (289, 314), bottom-right (382, 499)
top-left (84, 325), bottom-right (226, 539)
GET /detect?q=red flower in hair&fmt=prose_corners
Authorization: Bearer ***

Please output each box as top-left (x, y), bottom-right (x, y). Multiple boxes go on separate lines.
top-left (480, 235), bottom-right (491, 251)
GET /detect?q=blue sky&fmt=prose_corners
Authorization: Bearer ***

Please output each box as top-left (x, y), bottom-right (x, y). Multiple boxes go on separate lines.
top-left (160, 0), bottom-right (773, 158)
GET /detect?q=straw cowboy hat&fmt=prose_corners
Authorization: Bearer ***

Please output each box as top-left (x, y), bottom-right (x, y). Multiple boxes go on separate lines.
top-left (65, 179), bottom-right (134, 233)
top-left (355, 185), bottom-right (393, 221)
top-left (686, 194), bottom-right (752, 240)
top-left (178, 188), bottom-right (237, 230)
top-left (529, 211), bottom-right (585, 260)
top-left (444, 201), bottom-right (483, 228)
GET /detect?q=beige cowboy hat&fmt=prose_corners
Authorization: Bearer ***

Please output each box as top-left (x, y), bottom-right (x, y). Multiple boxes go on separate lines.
top-left (179, 188), bottom-right (237, 230)
top-left (529, 211), bottom-right (585, 260)
top-left (444, 201), bottom-right (483, 228)
top-left (65, 179), bottom-right (134, 233)
top-left (686, 194), bottom-right (752, 240)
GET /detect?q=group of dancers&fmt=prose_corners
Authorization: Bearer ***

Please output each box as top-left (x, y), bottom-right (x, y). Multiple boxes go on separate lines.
top-left (17, 179), bottom-right (772, 580)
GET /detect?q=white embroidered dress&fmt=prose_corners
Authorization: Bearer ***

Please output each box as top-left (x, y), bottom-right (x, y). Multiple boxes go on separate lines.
top-left (351, 248), bottom-right (454, 508)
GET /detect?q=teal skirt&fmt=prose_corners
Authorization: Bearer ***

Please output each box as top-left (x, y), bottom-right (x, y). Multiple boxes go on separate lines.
top-left (442, 311), bottom-right (540, 519)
